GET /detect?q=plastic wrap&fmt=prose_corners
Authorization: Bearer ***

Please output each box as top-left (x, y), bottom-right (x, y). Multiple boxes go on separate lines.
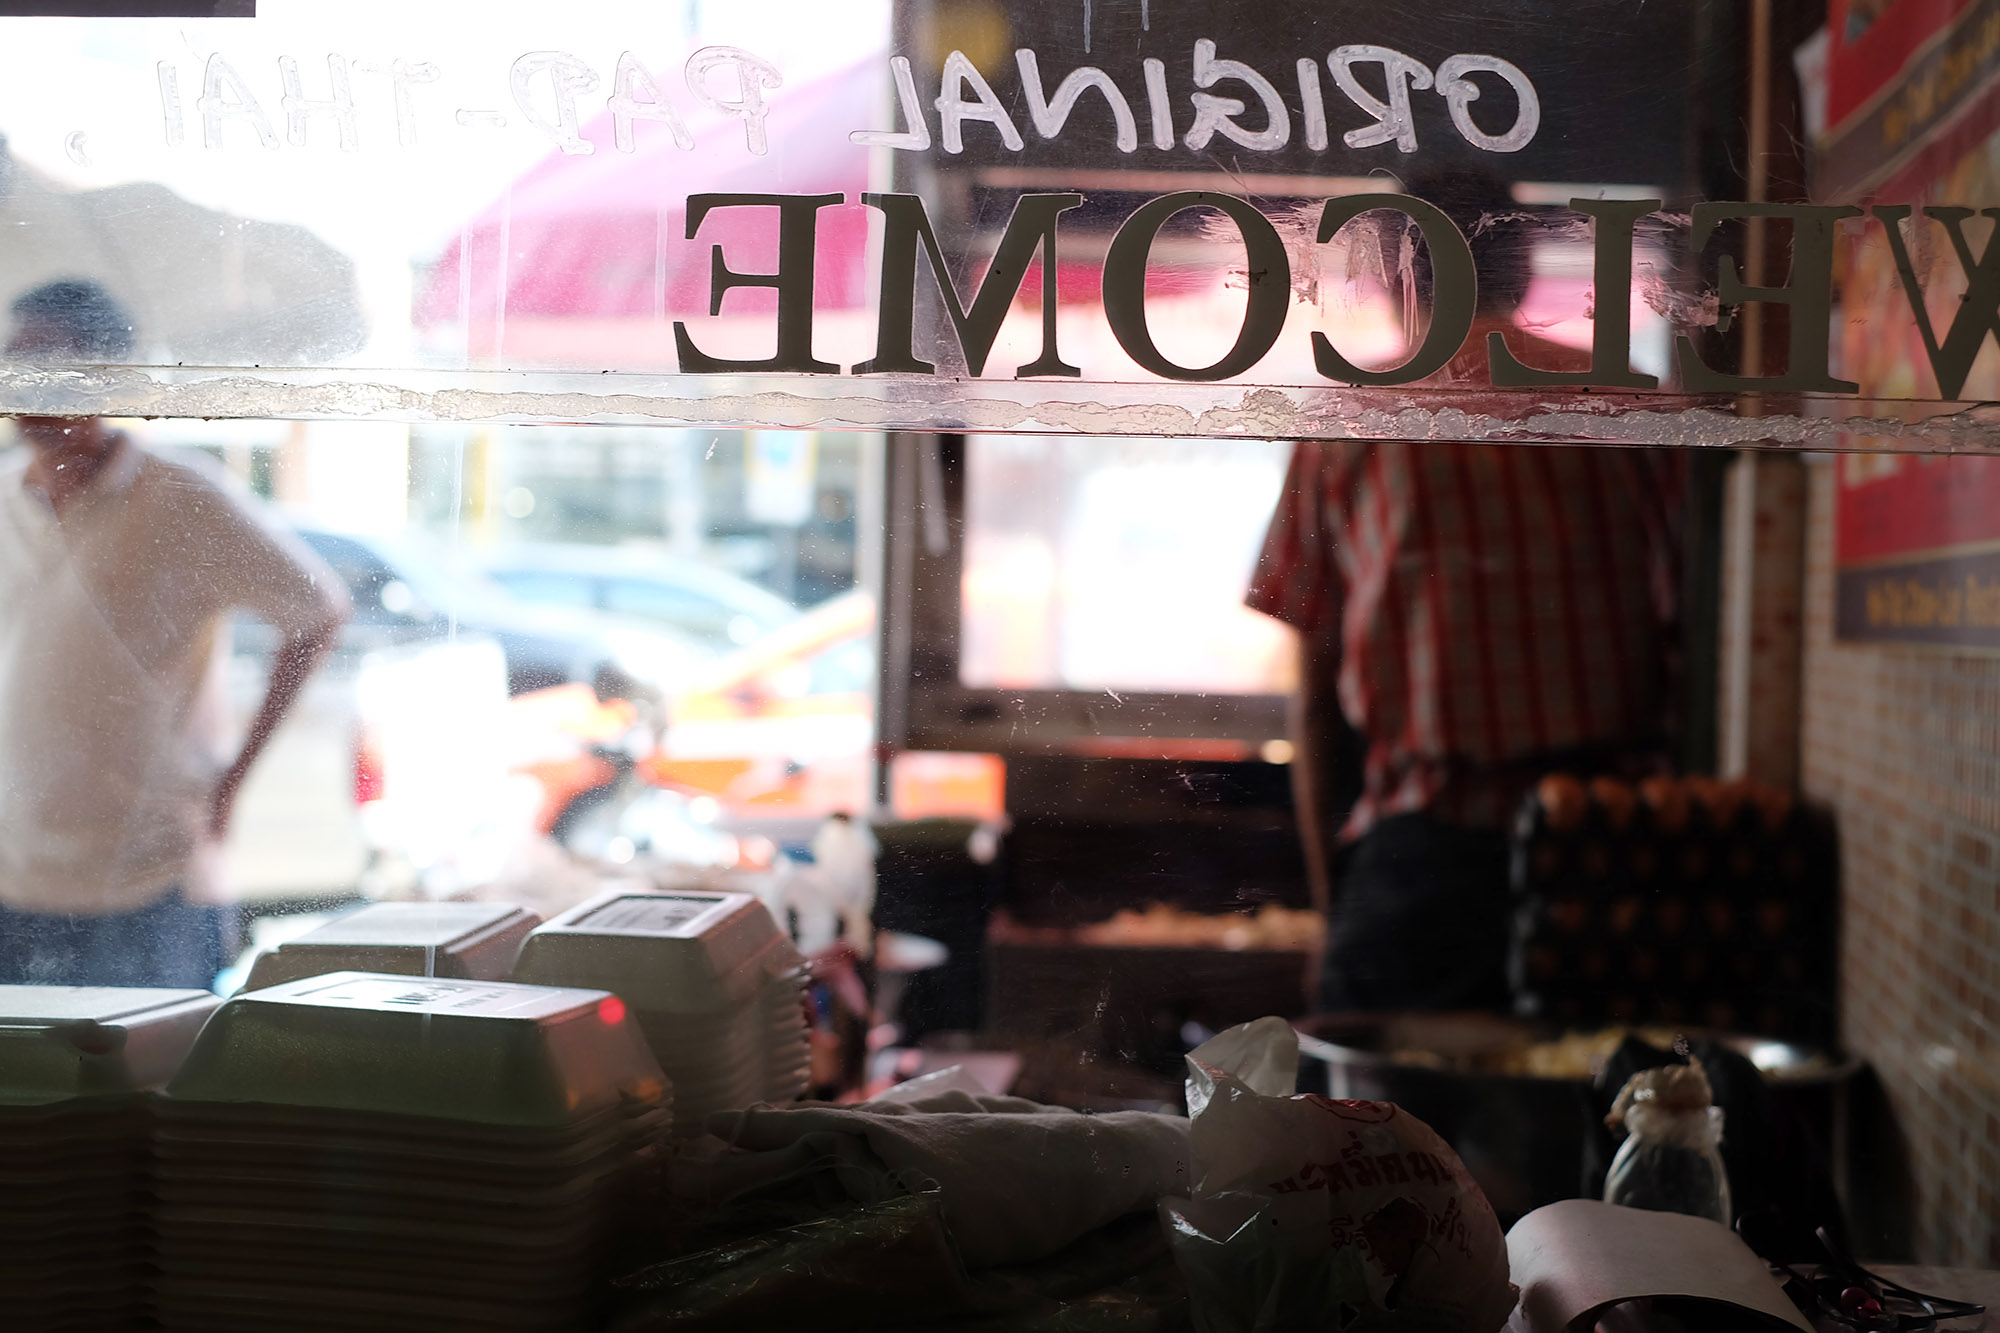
top-left (689, 1087), bottom-right (1191, 1268)
top-left (614, 1194), bottom-right (1193, 1333)
top-left (1160, 1018), bottom-right (1516, 1333)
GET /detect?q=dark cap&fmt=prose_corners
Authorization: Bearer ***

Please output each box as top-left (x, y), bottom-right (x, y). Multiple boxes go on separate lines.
top-left (9, 279), bottom-right (136, 361)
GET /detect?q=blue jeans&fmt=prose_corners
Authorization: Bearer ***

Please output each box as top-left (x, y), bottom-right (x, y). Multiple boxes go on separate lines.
top-left (0, 887), bottom-right (240, 991)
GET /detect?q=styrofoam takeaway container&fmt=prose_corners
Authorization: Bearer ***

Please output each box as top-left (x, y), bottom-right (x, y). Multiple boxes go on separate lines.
top-left (164, 972), bottom-right (666, 1128)
top-left (242, 902), bottom-right (541, 992)
top-left (509, 890), bottom-right (811, 1134)
top-left (0, 986), bottom-right (220, 1104)
top-left (0, 986), bottom-right (223, 1333)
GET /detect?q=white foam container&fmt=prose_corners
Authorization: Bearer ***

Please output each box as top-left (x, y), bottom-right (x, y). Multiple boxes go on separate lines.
top-left (242, 902), bottom-right (541, 991)
top-left (153, 975), bottom-right (673, 1332)
top-left (0, 986), bottom-right (221, 1332)
top-left (0, 987), bottom-right (220, 1105)
top-left (163, 973), bottom-right (667, 1129)
top-left (509, 890), bottom-right (812, 1133)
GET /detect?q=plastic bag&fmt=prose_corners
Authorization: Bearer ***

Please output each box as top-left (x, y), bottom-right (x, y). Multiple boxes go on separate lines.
top-left (1602, 1059), bottom-right (1732, 1226)
top-left (1160, 1017), bottom-right (1517, 1333)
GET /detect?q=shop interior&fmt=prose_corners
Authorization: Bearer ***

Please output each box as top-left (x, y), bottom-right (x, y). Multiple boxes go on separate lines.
top-left (0, 0), bottom-right (1995, 1329)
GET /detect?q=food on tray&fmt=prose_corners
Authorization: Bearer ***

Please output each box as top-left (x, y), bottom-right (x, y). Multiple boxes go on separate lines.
top-left (1070, 902), bottom-right (1325, 951)
top-left (1386, 1026), bottom-right (1684, 1080)
top-left (1510, 1026), bottom-right (1687, 1080)
top-left (1380, 1023), bottom-right (1835, 1083)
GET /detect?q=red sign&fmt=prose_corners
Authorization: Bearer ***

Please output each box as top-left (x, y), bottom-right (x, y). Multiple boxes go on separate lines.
top-left (1837, 453), bottom-right (2000, 562)
top-left (1821, 0), bottom-right (2000, 201)
top-left (1835, 455), bottom-right (2000, 647)
top-left (1832, 1), bottom-right (2000, 647)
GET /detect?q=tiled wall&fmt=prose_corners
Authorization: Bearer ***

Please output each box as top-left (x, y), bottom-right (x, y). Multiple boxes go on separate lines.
top-left (1719, 453), bottom-right (1808, 787)
top-left (1798, 458), bottom-right (2000, 1266)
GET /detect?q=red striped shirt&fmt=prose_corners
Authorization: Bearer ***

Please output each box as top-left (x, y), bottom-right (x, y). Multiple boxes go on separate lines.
top-left (1248, 438), bottom-right (1680, 841)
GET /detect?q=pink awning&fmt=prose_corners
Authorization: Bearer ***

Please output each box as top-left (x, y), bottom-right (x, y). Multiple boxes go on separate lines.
top-left (418, 57), bottom-right (879, 337)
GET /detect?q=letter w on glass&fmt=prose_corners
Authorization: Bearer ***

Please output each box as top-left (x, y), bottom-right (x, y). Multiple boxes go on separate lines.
top-left (1877, 205), bottom-right (2000, 400)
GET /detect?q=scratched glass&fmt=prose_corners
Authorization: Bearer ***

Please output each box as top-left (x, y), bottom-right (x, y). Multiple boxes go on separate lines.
top-left (0, 0), bottom-right (1995, 1308)
top-left (0, 0), bottom-right (1984, 451)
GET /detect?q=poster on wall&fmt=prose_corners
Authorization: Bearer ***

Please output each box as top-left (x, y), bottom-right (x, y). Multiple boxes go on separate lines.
top-left (1828, 0), bottom-right (2000, 647)
top-left (1834, 454), bottom-right (2000, 648)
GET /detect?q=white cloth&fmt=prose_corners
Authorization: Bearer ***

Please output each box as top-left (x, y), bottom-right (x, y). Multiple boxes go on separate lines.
top-left (0, 438), bottom-right (344, 913)
top-left (700, 1089), bottom-right (1193, 1268)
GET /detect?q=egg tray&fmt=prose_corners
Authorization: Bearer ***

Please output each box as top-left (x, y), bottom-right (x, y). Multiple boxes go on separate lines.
top-left (1508, 790), bottom-right (1838, 1042)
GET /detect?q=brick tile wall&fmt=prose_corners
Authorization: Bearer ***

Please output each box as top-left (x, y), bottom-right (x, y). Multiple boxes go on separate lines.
top-left (1720, 453), bottom-right (1807, 786)
top-left (1799, 457), bottom-right (2000, 1266)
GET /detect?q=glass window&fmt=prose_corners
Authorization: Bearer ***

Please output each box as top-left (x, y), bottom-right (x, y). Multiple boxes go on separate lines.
top-left (603, 577), bottom-right (744, 639)
top-left (488, 569), bottom-right (598, 610)
top-left (961, 435), bottom-right (1296, 695)
top-left (807, 634), bottom-right (875, 696)
top-left (0, 0), bottom-right (1996, 1314)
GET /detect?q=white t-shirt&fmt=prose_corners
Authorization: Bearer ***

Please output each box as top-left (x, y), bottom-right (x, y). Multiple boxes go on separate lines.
top-left (0, 437), bottom-right (345, 915)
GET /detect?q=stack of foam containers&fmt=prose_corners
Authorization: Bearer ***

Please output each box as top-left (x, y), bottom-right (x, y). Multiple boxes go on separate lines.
top-left (0, 986), bottom-right (219, 1333)
top-left (152, 972), bottom-right (671, 1332)
top-left (242, 901), bottom-right (541, 990)
top-left (511, 890), bottom-right (812, 1138)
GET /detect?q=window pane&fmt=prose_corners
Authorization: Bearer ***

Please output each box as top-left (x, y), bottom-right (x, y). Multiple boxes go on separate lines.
top-left (961, 436), bottom-right (1297, 695)
top-left (0, 0), bottom-right (1994, 1302)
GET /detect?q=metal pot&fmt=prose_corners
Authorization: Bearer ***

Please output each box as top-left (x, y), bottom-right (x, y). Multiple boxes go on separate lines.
top-left (1292, 1012), bottom-right (1859, 1227)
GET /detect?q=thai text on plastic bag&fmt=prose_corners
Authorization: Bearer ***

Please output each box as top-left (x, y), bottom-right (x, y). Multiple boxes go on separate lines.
top-left (1159, 1016), bottom-right (1517, 1333)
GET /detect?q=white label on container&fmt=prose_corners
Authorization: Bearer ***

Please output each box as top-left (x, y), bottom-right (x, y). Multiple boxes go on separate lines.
top-left (281, 975), bottom-right (592, 1017)
top-left (575, 893), bottom-right (737, 937)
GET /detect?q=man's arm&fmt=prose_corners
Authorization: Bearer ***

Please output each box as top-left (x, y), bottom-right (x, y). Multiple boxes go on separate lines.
top-left (208, 610), bottom-right (345, 840)
top-left (174, 454), bottom-right (354, 842)
top-left (1288, 625), bottom-right (1351, 918)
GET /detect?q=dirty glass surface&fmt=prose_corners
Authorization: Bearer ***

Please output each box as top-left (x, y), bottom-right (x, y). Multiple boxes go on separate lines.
top-left (0, 2), bottom-right (1996, 1323)
top-left (0, 0), bottom-right (1987, 450)
top-left (960, 435), bottom-right (1295, 695)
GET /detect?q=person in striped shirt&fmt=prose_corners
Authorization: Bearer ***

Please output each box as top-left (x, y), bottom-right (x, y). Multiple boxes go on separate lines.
top-left (1248, 176), bottom-right (1681, 1012)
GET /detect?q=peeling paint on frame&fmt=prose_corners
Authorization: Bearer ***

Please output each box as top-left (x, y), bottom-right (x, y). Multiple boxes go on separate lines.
top-left (7, 364), bottom-right (1998, 453)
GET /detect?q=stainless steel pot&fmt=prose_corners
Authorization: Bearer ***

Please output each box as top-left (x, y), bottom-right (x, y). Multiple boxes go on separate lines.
top-left (1292, 1012), bottom-right (1859, 1226)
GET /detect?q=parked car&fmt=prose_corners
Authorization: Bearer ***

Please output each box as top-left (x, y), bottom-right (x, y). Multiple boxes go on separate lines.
top-left (480, 543), bottom-right (801, 659)
top-left (284, 528), bottom-right (706, 696)
top-left (222, 525), bottom-right (699, 903)
top-left (647, 590), bottom-right (876, 817)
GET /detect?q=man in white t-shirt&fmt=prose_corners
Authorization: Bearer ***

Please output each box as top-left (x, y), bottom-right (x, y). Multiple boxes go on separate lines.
top-left (0, 279), bottom-right (350, 988)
